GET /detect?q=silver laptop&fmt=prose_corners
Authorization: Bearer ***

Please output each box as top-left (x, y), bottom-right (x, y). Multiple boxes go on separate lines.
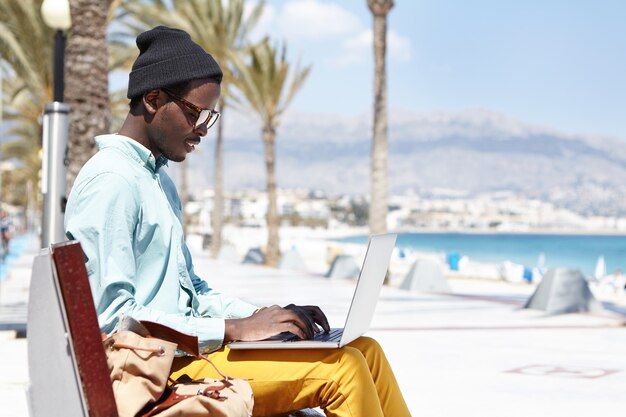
top-left (228, 233), bottom-right (397, 349)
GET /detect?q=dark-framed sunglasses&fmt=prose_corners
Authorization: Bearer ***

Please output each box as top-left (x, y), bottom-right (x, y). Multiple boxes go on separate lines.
top-left (162, 89), bottom-right (220, 130)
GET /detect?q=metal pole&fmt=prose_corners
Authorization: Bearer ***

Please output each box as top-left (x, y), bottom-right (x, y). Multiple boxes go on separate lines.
top-left (41, 102), bottom-right (69, 247)
top-left (53, 30), bottom-right (65, 102)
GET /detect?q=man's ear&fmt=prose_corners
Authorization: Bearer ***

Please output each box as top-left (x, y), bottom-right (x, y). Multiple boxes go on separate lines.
top-left (142, 90), bottom-right (161, 115)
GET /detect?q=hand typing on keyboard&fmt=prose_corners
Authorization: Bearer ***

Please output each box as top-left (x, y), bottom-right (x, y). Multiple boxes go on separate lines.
top-left (283, 304), bottom-right (330, 339)
top-left (283, 329), bottom-right (342, 342)
top-left (224, 304), bottom-right (330, 342)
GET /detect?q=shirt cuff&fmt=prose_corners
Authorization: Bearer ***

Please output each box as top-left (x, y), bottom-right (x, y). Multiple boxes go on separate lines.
top-left (194, 317), bottom-right (227, 354)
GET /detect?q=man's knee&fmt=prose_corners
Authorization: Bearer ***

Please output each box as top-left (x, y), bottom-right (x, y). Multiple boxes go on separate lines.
top-left (347, 336), bottom-right (390, 373)
top-left (349, 336), bottom-right (383, 356)
top-left (358, 336), bottom-right (380, 348)
top-left (337, 345), bottom-right (370, 371)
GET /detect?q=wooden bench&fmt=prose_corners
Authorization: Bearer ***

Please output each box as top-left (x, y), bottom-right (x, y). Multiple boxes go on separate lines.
top-left (26, 241), bottom-right (322, 417)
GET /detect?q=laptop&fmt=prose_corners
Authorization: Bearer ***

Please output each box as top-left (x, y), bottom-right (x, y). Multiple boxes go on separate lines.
top-left (228, 233), bottom-right (397, 349)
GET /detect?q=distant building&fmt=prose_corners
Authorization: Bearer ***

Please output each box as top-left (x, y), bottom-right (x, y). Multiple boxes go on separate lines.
top-left (188, 187), bottom-right (626, 233)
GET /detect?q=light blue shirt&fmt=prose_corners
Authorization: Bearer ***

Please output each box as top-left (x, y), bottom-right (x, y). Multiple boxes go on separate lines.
top-left (64, 134), bottom-right (257, 353)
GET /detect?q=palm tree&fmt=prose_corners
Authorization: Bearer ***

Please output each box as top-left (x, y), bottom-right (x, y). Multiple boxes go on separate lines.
top-left (232, 39), bottom-right (311, 267)
top-left (1, 1), bottom-right (120, 208)
top-left (0, 0), bottom-right (56, 207)
top-left (367, 0), bottom-right (394, 234)
top-left (118, 0), bottom-right (264, 249)
top-left (0, 68), bottom-right (49, 207)
top-left (65, 0), bottom-right (112, 191)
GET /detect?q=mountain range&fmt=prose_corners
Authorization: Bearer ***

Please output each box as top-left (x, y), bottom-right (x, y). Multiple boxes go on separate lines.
top-left (175, 108), bottom-right (626, 217)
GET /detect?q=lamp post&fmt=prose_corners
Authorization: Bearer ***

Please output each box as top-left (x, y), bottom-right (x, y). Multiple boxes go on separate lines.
top-left (40, 0), bottom-right (72, 247)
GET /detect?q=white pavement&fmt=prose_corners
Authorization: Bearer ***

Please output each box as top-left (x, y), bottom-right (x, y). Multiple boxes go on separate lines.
top-left (1, 233), bottom-right (626, 417)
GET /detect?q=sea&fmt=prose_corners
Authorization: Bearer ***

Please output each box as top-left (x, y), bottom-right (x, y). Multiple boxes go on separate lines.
top-left (338, 232), bottom-right (626, 276)
top-left (0, 234), bottom-right (32, 282)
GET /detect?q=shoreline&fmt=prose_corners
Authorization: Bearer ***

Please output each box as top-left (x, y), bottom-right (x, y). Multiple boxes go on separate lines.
top-left (209, 225), bottom-right (624, 287)
top-left (197, 224), bottom-right (626, 244)
top-left (191, 227), bottom-right (626, 308)
top-left (390, 227), bottom-right (626, 237)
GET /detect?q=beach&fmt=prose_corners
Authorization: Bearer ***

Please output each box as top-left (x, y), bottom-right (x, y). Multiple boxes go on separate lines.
top-left (219, 225), bottom-right (626, 295)
top-left (1, 228), bottom-right (626, 416)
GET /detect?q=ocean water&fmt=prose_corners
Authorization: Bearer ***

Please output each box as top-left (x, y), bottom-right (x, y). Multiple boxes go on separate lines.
top-left (0, 233), bottom-right (32, 282)
top-left (338, 232), bottom-right (626, 276)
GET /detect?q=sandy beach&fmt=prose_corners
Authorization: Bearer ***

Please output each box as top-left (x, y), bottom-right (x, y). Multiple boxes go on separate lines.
top-left (217, 225), bottom-right (626, 303)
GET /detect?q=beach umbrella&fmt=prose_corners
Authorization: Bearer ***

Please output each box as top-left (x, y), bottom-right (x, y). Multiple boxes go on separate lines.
top-left (594, 255), bottom-right (606, 280)
top-left (537, 252), bottom-right (546, 270)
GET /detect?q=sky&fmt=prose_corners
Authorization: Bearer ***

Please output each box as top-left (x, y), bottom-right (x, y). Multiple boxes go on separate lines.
top-left (228, 0), bottom-right (626, 141)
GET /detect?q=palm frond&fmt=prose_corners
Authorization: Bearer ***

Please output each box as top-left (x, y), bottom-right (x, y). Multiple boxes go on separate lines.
top-left (231, 39), bottom-right (311, 130)
top-left (0, 0), bottom-right (56, 201)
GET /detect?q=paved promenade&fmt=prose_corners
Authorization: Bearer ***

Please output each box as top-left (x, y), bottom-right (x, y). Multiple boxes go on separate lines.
top-left (1, 233), bottom-right (625, 416)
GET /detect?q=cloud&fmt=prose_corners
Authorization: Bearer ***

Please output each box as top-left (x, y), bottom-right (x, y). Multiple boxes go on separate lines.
top-left (278, 0), bottom-right (362, 39)
top-left (388, 31), bottom-right (412, 61)
top-left (331, 30), bottom-right (370, 67)
top-left (330, 29), bottom-right (412, 68)
top-left (245, 0), bottom-right (276, 43)
top-left (247, 1), bottom-right (411, 69)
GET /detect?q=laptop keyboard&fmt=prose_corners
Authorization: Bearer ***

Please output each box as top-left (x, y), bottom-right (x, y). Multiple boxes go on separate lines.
top-left (284, 328), bottom-right (343, 343)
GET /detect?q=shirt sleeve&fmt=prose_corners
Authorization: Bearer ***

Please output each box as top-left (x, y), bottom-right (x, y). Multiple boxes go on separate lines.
top-left (65, 171), bottom-right (239, 353)
top-left (158, 169), bottom-right (258, 321)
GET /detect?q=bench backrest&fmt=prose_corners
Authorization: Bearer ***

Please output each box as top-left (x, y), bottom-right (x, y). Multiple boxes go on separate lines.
top-left (27, 241), bottom-right (117, 417)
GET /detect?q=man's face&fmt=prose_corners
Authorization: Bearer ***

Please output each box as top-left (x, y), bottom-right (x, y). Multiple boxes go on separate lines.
top-left (148, 79), bottom-right (221, 162)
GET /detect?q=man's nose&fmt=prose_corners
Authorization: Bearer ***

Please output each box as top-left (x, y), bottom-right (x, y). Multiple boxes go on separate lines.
top-left (193, 122), bottom-right (208, 137)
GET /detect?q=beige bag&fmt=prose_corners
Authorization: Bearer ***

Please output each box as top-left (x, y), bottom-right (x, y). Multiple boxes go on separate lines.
top-left (103, 317), bottom-right (253, 417)
top-left (143, 377), bottom-right (254, 417)
top-left (104, 330), bottom-right (178, 417)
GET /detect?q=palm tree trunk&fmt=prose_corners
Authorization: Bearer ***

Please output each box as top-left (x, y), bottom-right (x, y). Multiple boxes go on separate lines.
top-left (210, 98), bottom-right (226, 258)
top-left (369, 5), bottom-right (390, 235)
top-left (262, 126), bottom-right (280, 267)
top-left (65, 0), bottom-right (111, 192)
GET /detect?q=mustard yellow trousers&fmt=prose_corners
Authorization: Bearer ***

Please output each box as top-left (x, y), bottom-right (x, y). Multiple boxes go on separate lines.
top-left (171, 336), bottom-right (411, 417)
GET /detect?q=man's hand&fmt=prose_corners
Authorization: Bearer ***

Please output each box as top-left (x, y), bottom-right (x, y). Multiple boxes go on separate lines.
top-left (224, 304), bottom-right (330, 342)
top-left (283, 304), bottom-right (330, 338)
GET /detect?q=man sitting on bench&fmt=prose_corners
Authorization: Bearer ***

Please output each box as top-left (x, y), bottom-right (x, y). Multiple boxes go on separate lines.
top-left (64, 25), bottom-right (410, 417)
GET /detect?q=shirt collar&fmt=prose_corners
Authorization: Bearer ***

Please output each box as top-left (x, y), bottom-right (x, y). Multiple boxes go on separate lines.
top-left (95, 134), bottom-right (169, 173)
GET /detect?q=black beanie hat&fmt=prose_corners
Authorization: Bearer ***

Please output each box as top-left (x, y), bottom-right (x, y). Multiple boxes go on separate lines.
top-left (127, 26), bottom-right (223, 99)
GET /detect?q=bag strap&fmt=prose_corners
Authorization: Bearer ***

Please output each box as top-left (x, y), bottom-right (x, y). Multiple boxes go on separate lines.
top-left (110, 320), bottom-right (238, 381)
top-left (140, 319), bottom-right (240, 382)
top-left (140, 379), bottom-right (228, 417)
top-left (199, 354), bottom-right (233, 382)
top-left (109, 341), bottom-right (167, 356)
top-left (140, 355), bottom-right (243, 417)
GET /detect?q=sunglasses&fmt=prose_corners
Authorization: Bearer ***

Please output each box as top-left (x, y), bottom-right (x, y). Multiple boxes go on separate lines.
top-left (162, 89), bottom-right (220, 130)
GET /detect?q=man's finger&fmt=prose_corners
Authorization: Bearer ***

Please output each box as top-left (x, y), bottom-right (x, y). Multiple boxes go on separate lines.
top-left (310, 306), bottom-right (330, 332)
top-left (284, 304), bottom-right (316, 339)
top-left (286, 322), bottom-right (306, 340)
top-left (302, 305), bottom-right (331, 333)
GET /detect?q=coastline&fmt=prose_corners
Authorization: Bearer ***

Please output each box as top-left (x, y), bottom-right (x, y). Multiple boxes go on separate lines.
top-left (389, 227), bottom-right (626, 236)
top-left (211, 225), bottom-right (625, 304)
